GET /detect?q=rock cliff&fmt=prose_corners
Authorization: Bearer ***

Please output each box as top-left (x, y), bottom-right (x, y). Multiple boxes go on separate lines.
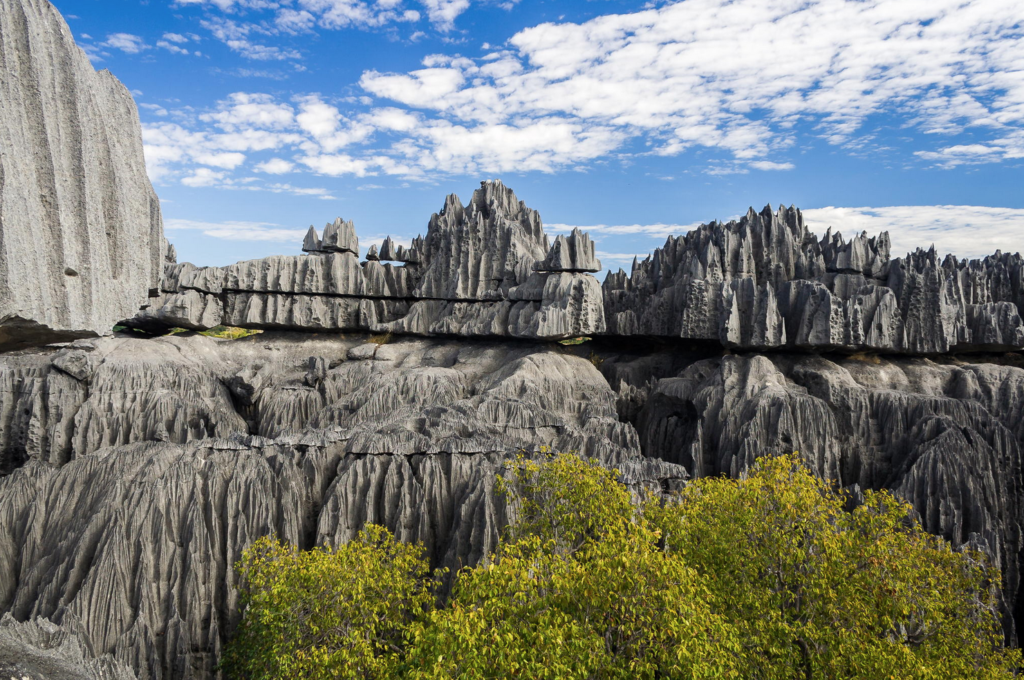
top-left (0, 3), bottom-right (1023, 677)
top-left (0, 0), bottom-right (164, 351)
top-left (0, 333), bottom-right (685, 677)
top-left (603, 206), bottom-right (1024, 353)
top-left (133, 181), bottom-right (606, 341)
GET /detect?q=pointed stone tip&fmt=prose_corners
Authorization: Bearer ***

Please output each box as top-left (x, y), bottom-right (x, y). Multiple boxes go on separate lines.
top-left (302, 225), bottom-right (322, 253)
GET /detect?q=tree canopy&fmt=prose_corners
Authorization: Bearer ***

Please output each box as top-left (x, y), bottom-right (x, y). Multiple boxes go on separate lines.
top-left (224, 453), bottom-right (1020, 679)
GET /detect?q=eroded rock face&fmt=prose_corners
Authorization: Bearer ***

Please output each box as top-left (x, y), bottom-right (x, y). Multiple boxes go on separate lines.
top-left (0, 614), bottom-right (136, 680)
top-left (133, 181), bottom-right (606, 340)
top-left (0, 333), bottom-right (684, 678)
top-left (1, 331), bottom-right (1023, 675)
top-left (603, 348), bottom-right (1024, 639)
top-left (0, 0), bottom-right (164, 351)
top-left (602, 205), bottom-right (1024, 353)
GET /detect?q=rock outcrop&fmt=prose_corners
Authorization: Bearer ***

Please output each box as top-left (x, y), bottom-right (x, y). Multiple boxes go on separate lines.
top-left (603, 206), bottom-right (1024, 353)
top-left (132, 182), bottom-right (606, 340)
top-left (0, 0), bottom-right (164, 351)
top-left (132, 191), bottom-right (1022, 354)
top-left (0, 332), bottom-right (684, 677)
top-left (0, 614), bottom-right (136, 680)
top-left (1, 3), bottom-right (1022, 678)
top-left (602, 347), bottom-right (1024, 639)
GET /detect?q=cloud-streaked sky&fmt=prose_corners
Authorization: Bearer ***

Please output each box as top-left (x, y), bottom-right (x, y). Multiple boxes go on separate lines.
top-left (57, 0), bottom-right (1023, 269)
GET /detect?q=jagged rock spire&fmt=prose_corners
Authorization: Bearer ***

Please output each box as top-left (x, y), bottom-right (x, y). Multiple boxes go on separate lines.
top-left (302, 225), bottom-right (322, 253)
top-left (535, 228), bottom-right (601, 272)
top-left (321, 218), bottom-right (359, 254)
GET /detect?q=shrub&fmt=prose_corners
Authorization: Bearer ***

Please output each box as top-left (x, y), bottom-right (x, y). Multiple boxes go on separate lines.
top-left (648, 454), bottom-right (1020, 678)
top-left (226, 454), bottom-right (1020, 679)
top-left (222, 526), bottom-right (435, 680)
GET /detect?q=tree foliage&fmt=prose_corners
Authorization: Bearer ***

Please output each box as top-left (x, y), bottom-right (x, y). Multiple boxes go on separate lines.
top-left (225, 454), bottom-right (1020, 679)
top-left (221, 525), bottom-right (435, 679)
top-left (647, 454), bottom-right (1019, 679)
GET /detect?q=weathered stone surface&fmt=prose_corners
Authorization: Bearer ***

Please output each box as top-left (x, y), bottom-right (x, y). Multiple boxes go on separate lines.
top-left (603, 348), bottom-right (1024, 639)
top-left (0, 333), bottom-right (645, 468)
top-left (602, 205), bottom-right (1024, 353)
top-left (2, 330), bottom-right (1024, 677)
top-left (0, 332), bottom-right (685, 678)
top-left (0, 0), bottom-right (164, 351)
top-left (132, 181), bottom-right (605, 340)
top-left (0, 614), bottom-right (136, 680)
top-left (535, 228), bottom-right (601, 273)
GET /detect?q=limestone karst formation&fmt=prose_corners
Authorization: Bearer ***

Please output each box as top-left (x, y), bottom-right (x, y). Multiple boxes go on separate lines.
top-left (0, 0), bottom-right (165, 352)
top-left (603, 205), bottom-right (1024, 353)
top-left (133, 180), bottom-right (608, 341)
top-left (131, 183), bottom-right (1023, 354)
top-left (0, 0), bottom-right (1023, 677)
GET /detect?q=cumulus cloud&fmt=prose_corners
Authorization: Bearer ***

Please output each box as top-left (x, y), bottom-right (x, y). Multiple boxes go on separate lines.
top-left (182, 168), bottom-right (227, 187)
top-left (165, 218), bottom-right (309, 241)
top-left (357, 0), bottom-right (1024, 170)
top-left (803, 206), bottom-right (1024, 260)
top-left (255, 158), bottom-right (296, 174)
top-left (102, 33), bottom-right (149, 54)
top-left (141, 0), bottom-right (1024, 186)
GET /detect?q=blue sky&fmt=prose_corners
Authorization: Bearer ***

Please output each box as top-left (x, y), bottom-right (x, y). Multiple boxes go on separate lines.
top-left (57, 0), bottom-right (1024, 270)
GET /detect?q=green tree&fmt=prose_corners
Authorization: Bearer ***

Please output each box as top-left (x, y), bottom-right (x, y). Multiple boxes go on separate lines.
top-left (225, 453), bottom-right (1020, 679)
top-left (401, 454), bottom-right (745, 679)
top-left (647, 453), bottom-right (1021, 679)
top-left (222, 525), bottom-right (435, 680)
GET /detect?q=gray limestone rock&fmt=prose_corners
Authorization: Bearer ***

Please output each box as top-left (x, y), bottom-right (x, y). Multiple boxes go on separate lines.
top-left (379, 236), bottom-right (398, 261)
top-left (0, 332), bottom-right (682, 677)
top-left (320, 218), bottom-right (358, 254)
top-left (606, 348), bottom-right (1024, 640)
top-left (413, 181), bottom-right (549, 301)
top-left (534, 228), bottom-right (601, 273)
top-left (0, 614), bottom-right (136, 680)
top-left (0, 0), bottom-right (164, 351)
top-left (602, 205), bottom-right (1023, 353)
top-left (130, 181), bottom-right (606, 340)
top-left (301, 225), bottom-right (322, 253)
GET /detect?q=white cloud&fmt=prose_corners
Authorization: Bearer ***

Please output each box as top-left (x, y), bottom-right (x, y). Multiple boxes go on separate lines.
top-left (264, 182), bottom-right (336, 199)
top-left (915, 130), bottom-right (1024, 167)
top-left (157, 41), bottom-right (191, 55)
top-left (803, 206), bottom-right (1024, 260)
top-left (162, 33), bottom-right (190, 43)
top-left (255, 158), bottom-right (296, 174)
top-left (182, 168), bottom-right (228, 187)
top-left (750, 161), bottom-right (795, 171)
top-left (201, 92), bottom-right (296, 130)
top-left (547, 222), bottom-right (702, 239)
top-left (418, 0), bottom-right (469, 30)
top-left (141, 0), bottom-right (1024, 187)
top-left (300, 152), bottom-right (375, 176)
top-left (181, 0), bottom-right (470, 33)
top-left (102, 33), bottom-right (149, 54)
top-left (165, 218), bottom-right (309, 242)
top-left (200, 17), bottom-right (302, 60)
top-left (227, 40), bottom-right (302, 60)
top-left (192, 151), bottom-right (248, 169)
top-left (139, 103), bottom-right (169, 117)
top-left (356, 0), bottom-right (1024, 170)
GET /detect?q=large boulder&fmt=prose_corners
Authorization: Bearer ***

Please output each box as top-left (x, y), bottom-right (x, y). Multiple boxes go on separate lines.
top-left (0, 0), bottom-right (164, 351)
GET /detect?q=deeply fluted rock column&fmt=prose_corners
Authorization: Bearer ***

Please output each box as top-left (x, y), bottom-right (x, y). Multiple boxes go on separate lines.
top-left (0, 0), bottom-right (165, 351)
